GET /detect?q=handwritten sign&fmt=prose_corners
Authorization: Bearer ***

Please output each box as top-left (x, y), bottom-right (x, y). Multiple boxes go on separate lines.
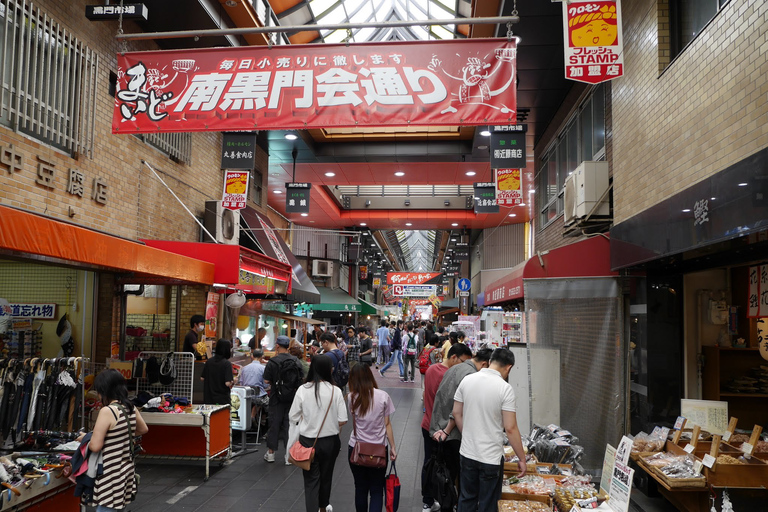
top-left (748, 265), bottom-right (768, 317)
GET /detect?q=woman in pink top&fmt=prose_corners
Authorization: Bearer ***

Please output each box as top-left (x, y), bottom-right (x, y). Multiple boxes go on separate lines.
top-left (347, 364), bottom-right (397, 512)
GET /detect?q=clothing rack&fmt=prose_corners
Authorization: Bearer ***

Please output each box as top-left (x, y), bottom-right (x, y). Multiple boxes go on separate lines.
top-left (0, 357), bottom-right (88, 449)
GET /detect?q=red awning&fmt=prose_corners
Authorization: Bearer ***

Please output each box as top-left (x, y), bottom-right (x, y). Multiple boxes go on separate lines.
top-left (484, 236), bottom-right (616, 306)
top-left (0, 205), bottom-right (215, 284)
top-left (142, 241), bottom-right (292, 293)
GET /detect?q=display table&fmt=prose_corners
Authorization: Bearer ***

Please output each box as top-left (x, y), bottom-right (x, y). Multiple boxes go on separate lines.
top-left (140, 405), bottom-right (231, 481)
top-left (2, 470), bottom-right (78, 512)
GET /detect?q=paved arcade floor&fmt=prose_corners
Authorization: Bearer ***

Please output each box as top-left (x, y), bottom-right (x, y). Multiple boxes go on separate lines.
top-left (126, 370), bottom-right (673, 512)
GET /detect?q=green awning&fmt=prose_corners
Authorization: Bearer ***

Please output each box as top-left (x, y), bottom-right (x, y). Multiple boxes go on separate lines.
top-left (309, 287), bottom-right (361, 312)
top-left (358, 299), bottom-right (380, 316)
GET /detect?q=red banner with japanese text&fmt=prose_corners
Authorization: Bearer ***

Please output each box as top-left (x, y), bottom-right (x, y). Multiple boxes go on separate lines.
top-left (562, 0), bottom-right (624, 84)
top-left (386, 272), bottom-right (442, 285)
top-left (113, 39), bottom-right (517, 133)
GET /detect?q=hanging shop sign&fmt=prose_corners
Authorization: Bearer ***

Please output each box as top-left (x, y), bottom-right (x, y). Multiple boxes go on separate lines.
top-left (285, 183), bottom-right (311, 214)
top-left (112, 39), bottom-right (517, 133)
top-left (221, 170), bottom-right (249, 210)
top-left (0, 303), bottom-right (57, 319)
top-left (391, 284), bottom-right (436, 297)
top-left (86, 3), bottom-right (148, 21)
top-left (562, 1), bottom-right (624, 84)
top-left (348, 241), bottom-right (362, 262)
top-left (221, 132), bottom-right (257, 169)
top-left (360, 265), bottom-right (368, 280)
top-left (205, 292), bottom-right (219, 338)
top-left (490, 131), bottom-right (525, 169)
top-left (373, 277), bottom-right (381, 289)
top-left (496, 168), bottom-right (523, 206)
top-left (238, 269), bottom-right (275, 295)
top-left (454, 242), bottom-right (470, 261)
top-left (474, 182), bottom-right (499, 213)
top-left (387, 272), bottom-right (442, 285)
top-left (747, 265), bottom-right (768, 318)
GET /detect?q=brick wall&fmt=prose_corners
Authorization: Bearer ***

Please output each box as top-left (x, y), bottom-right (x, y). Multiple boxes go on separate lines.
top-left (0, 0), bottom-right (274, 360)
top-left (612, 0), bottom-right (768, 224)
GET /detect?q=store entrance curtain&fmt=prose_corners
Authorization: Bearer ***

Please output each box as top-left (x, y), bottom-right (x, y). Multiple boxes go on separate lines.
top-left (525, 277), bottom-right (625, 476)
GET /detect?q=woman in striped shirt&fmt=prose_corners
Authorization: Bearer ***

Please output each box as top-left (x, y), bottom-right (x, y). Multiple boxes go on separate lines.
top-left (88, 369), bottom-right (149, 511)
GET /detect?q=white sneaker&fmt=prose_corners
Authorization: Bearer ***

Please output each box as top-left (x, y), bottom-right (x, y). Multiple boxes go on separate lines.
top-left (326, 505), bottom-right (333, 512)
top-left (422, 502), bottom-right (440, 512)
top-left (264, 451), bottom-right (275, 462)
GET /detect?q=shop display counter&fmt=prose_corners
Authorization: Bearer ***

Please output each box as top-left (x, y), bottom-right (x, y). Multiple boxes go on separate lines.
top-left (1, 470), bottom-right (78, 512)
top-left (140, 404), bottom-right (231, 481)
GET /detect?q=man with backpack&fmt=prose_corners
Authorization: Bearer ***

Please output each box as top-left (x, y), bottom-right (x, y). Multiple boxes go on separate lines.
top-left (320, 332), bottom-right (350, 391)
top-left (402, 323), bottom-right (420, 382)
top-left (262, 335), bottom-right (303, 464)
top-left (421, 343), bottom-right (473, 511)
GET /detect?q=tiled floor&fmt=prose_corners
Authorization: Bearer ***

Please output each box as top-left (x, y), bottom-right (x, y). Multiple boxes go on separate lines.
top-left (127, 369), bottom-right (680, 512)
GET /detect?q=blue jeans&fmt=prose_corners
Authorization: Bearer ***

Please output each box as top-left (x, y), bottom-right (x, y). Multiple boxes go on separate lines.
top-left (380, 349), bottom-right (403, 376)
top-left (457, 455), bottom-right (504, 512)
top-left (96, 506), bottom-right (119, 512)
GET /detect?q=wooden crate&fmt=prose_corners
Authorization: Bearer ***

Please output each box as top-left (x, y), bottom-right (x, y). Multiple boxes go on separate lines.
top-left (666, 440), bottom-right (768, 488)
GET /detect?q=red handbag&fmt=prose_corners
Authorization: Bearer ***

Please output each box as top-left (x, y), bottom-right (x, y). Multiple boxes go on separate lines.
top-left (288, 387), bottom-right (334, 471)
top-left (349, 412), bottom-right (388, 468)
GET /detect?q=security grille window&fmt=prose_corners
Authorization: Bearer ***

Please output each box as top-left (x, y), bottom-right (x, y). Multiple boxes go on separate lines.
top-left (537, 84), bottom-right (606, 229)
top-left (670, 0), bottom-right (730, 59)
top-left (135, 132), bottom-right (192, 164)
top-left (0, 0), bottom-right (98, 157)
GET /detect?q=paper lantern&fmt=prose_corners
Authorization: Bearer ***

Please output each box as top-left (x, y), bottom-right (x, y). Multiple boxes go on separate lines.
top-left (237, 316), bottom-right (251, 331)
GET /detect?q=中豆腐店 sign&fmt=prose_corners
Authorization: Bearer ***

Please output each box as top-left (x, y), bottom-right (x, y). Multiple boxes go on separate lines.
top-left (748, 265), bottom-right (768, 318)
top-left (285, 183), bottom-right (311, 214)
top-left (222, 170), bottom-right (249, 210)
top-left (562, 1), bottom-right (624, 84)
top-left (112, 39), bottom-right (517, 133)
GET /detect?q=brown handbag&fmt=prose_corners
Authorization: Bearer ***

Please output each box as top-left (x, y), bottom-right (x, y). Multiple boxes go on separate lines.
top-left (349, 411), bottom-right (388, 468)
top-left (288, 386), bottom-right (334, 471)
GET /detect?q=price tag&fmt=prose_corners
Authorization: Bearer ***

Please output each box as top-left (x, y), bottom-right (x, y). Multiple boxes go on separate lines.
top-left (722, 430), bottom-right (732, 442)
top-left (693, 460), bottom-right (703, 476)
top-left (702, 454), bottom-right (716, 468)
top-left (660, 427), bottom-right (670, 439)
top-left (674, 416), bottom-right (686, 430)
top-left (741, 442), bottom-right (754, 456)
top-left (684, 444), bottom-right (696, 454)
top-left (651, 426), bottom-right (661, 437)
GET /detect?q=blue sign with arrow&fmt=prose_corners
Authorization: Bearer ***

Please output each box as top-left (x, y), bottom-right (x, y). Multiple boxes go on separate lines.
top-left (457, 278), bottom-right (471, 292)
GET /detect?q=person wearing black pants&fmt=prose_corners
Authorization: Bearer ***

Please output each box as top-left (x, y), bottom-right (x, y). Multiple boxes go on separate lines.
top-left (301, 434), bottom-right (342, 511)
top-left (348, 445), bottom-right (389, 511)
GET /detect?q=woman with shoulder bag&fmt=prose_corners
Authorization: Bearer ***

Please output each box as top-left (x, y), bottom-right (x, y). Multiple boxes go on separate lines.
top-left (288, 354), bottom-right (348, 512)
top-left (347, 364), bottom-right (397, 512)
top-left (85, 369), bottom-right (148, 511)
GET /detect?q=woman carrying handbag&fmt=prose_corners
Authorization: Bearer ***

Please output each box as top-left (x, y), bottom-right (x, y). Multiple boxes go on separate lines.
top-left (288, 354), bottom-right (348, 512)
top-left (347, 364), bottom-right (397, 512)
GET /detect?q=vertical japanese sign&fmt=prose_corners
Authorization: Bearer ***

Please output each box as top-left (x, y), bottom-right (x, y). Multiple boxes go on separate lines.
top-left (748, 265), bottom-right (768, 318)
top-left (563, 1), bottom-right (624, 84)
top-left (112, 39), bottom-right (517, 133)
top-left (221, 132), bottom-right (257, 169)
top-left (222, 170), bottom-right (249, 210)
top-left (490, 131), bottom-right (526, 168)
top-left (373, 277), bottom-right (381, 289)
top-left (205, 292), bottom-right (219, 339)
top-left (757, 318), bottom-right (768, 361)
top-left (474, 182), bottom-right (499, 213)
top-left (360, 265), bottom-right (368, 280)
top-left (496, 168), bottom-right (523, 206)
top-left (285, 183), bottom-right (311, 214)
top-left (454, 242), bottom-right (470, 261)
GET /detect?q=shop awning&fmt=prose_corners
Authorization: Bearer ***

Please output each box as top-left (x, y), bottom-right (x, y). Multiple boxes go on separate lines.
top-left (142, 240), bottom-right (292, 294)
top-left (239, 307), bottom-right (325, 326)
top-left (309, 287), bottom-right (361, 312)
top-left (484, 236), bottom-right (616, 306)
top-left (240, 207), bottom-right (320, 304)
top-left (0, 205), bottom-right (215, 284)
top-left (359, 299), bottom-right (381, 316)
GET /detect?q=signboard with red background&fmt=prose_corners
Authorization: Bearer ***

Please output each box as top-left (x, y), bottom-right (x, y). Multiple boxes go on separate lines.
top-left (563, 1), bottom-right (623, 84)
top-left (387, 272), bottom-right (443, 285)
top-left (113, 39), bottom-right (517, 133)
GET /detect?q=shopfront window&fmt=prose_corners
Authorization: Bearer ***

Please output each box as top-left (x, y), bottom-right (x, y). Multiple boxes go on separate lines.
top-left (124, 285), bottom-right (178, 356)
top-left (537, 84), bottom-right (606, 229)
top-left (0, 259), bottom-right (95, 359)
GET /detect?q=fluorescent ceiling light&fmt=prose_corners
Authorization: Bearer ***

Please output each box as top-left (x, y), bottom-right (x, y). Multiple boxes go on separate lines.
top-left (325, 172), bottom-right (336, 177)
top-left (284, 133), bottom-right (298, 140)
top-left (465, 171), bottom-right (476, 176)
top-left (394, 171), bottom-right (405, 177)
top-left (480, 130), bottom-right (491, 137)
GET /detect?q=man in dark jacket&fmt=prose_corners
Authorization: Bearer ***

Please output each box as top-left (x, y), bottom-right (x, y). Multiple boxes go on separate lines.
top-left (379, 320), bottom-right (404, 378)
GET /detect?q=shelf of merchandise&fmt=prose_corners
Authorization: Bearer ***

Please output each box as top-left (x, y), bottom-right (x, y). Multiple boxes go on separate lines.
top-left (702, 346), bottom-right (768, 427)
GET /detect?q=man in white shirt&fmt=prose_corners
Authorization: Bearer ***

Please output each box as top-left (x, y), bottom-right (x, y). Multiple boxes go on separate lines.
top-left (452, 348), bottom-right (526, 512)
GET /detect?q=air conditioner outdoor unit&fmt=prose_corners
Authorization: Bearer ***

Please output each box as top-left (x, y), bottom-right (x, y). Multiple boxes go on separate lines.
top-left (312, 259), bottom-right (333, 277)
top-left (563, 161), bottom-right (610, 226)
top-left (203, 201), bottom-right (240, 245)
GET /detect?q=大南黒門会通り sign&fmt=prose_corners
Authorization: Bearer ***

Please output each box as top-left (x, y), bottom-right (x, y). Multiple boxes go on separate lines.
top-left (112, 39), bottom-right (517, 133)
